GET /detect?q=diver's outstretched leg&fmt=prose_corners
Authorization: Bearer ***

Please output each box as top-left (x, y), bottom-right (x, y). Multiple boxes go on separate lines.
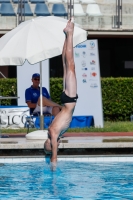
top-left (62, 34), bottom-right (67, 91)
top-left (64, 18), bottom-right (77, 98)
top-left (62, 19), bottom-right (71, 91)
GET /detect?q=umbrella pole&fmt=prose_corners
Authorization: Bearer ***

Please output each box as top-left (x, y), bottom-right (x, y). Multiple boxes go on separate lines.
top-left (40, 61), bottom-right (44, 130)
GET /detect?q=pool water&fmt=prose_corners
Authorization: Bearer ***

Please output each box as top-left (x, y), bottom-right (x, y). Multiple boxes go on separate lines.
top-left (0, 160), bottom-right (133, 200)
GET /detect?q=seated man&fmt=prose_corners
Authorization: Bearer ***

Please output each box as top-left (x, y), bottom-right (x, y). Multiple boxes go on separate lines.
top-left (25, 73), bottom-right (62, 116)
top-left (44, 18), bottom-right (78, 171)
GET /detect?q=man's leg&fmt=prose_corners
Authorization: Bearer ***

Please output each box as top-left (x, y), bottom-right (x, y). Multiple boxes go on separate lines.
top-left (64, 18), bottom-right (77, 97)
top-left (62, 33), bottom-right (67, 91)
top-left (33, 96), bottom-right (61, 117)
top-left (52, 106), bottom-right (60, 116)
top-left (37, 96), bottom-right (62, 110)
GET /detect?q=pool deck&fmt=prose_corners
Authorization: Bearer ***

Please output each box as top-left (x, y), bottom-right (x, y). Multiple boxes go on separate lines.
top-left (0, 132), bottom-right (133, 150)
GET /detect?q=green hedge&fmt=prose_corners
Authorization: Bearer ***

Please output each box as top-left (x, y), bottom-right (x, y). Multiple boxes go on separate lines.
top-left (0, 78), bottom-right (17, 105)
top-left (101, 78), bottom-right (133, 121)
top-left (50, 78), bottom-right (63, 104)
top-left (1, 77), bottom-right (133, 121)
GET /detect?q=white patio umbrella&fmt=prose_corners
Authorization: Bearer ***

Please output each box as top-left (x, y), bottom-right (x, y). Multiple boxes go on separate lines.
top-left (0, 16), bottom-right (87, 133)
top-left (0, 16), bottom-right (86, 65)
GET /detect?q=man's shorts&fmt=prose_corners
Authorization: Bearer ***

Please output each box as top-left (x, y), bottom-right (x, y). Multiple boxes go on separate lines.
top-left (33, 104), bottom-right (52, 115)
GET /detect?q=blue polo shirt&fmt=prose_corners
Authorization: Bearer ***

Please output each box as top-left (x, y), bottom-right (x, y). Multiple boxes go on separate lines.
top-left (25, 86), bottom-right (50, 114)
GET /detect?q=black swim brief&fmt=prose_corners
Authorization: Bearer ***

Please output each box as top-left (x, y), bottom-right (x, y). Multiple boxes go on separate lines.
top-left (60, 91), bottom-right (78, 104)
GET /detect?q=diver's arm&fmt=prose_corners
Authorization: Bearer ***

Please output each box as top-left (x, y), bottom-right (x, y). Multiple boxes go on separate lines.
top-left (50, 135), bottom-right (58, 171)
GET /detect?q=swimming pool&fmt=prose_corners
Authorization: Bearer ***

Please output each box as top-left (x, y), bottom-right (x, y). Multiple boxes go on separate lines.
top-left (0, 158), bottom-right (133, 199)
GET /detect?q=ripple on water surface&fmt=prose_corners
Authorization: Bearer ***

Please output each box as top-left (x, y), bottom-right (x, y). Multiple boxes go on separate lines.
top-left (0, 161), bottom-right (133, 199)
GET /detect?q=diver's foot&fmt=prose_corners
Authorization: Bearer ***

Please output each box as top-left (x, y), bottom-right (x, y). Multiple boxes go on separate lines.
top-left (63, 18), bottom-right (74, 35)
top-left (63, 19), bottom-right (71, 35)
top-left (71, 17), bottom-right (74, 24)
top-left (68, 17), bottom-right (74, 32)
top-left (63, 28), bottom-right (67, 36)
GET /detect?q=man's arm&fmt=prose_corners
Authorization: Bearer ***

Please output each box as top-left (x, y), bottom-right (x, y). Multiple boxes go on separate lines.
top-left (26, 101), bottom-right (36, 108)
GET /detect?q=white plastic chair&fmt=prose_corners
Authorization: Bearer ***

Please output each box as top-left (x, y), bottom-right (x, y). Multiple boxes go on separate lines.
top-left (86, 4), bottom-right (102, 16)
top-left (80, 0), bottom-right (95, 4)
top-left (74, 4), bottom-right (86, 16)
top-left (47, 0), bottom-right (62, 4)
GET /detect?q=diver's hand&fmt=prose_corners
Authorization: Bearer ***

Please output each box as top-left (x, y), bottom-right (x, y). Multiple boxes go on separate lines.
top-left (50, 161), bottom-right (57, 171)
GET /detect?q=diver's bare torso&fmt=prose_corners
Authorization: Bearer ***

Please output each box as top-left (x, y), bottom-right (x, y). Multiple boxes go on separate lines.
top-left (48, 102), bottom-right (76, 138)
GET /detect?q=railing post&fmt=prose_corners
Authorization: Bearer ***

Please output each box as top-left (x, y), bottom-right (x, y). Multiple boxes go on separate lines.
top-left (67, 0), bottom-right (74, 19)
top-left (113, 0), bottom-right (122, 29)
top-left (18, 0), bottom-right (25, 24)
